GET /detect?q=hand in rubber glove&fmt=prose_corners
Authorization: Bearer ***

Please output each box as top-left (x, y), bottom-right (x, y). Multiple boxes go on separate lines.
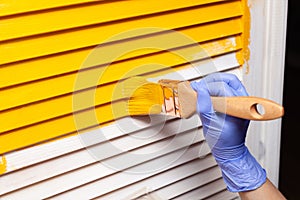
top-left (191, 72), bottom-right (266, 192)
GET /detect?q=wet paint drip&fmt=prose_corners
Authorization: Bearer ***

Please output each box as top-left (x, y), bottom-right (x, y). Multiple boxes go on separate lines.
top-left (0, 155), bottom-right (7, 174)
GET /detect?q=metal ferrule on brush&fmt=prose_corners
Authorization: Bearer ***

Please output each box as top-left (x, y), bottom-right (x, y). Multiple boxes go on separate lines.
top-left (158, 79), bottom-right (181, 117)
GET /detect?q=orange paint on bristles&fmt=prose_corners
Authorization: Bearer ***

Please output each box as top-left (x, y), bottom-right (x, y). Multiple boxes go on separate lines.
top-left (123, 77), bottom-right (173, 116)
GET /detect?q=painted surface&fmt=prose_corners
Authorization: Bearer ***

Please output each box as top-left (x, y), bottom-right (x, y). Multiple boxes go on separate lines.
top-left (0, 156), bottom-right (7, 174)
top-left (242, 0), bottom-right (251, 72)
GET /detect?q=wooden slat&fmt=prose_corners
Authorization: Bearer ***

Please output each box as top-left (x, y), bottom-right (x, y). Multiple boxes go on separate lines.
top-left (0, 38), bottom-right (241, 133)
top-left (0, 55), bottom-right (241, 154)
top-left (172, 178), bottom-right (227, 200)
top-left (0, 0), bottom-right (105, 17)
top-left (154, 166), bottom-right (222, 199)
top-left (3, 117), bottom-right (177, 174)
top-left (47, 144), bottom-right (208, 199)
top-left (0, 29), bottom-right (242, 90)
top-left (0, 0), bottom-right (240, 41)
top-left (0, 8), bottom-right (242, 65)
top-left (97, 156), bottom-right (217, 200)
top-left (1, 117), bottom-right (196, 177)
top-left (0, 117), bottom-right (202, 194)
top-left (0, 131), bottom-right (205, 198)
top-left (0, 0), bottom-right (226, 17)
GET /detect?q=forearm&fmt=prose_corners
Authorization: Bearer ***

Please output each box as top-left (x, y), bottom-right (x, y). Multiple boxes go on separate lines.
top-left (239, 178), bottom-right (286, 200)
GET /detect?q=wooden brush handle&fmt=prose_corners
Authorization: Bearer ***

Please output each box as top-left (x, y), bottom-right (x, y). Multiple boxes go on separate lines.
top-left (177, 81), bottom-right (284, 120)
top-left (210, 96), bottom-right (284, 120)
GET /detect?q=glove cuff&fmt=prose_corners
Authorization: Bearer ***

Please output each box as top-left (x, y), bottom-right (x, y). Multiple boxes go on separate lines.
top-left (215, 147), bottom-right (266, 193)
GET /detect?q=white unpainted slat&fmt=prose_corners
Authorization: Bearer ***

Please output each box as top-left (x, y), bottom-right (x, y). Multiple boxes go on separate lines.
top-left (154, 166), bottom-right (221, 199)
top-left (0, 128), bottom-right (205, 199)
top-left (172, 178), bottom-right (228, 200)
top-left (97, 155), bottom-right (216, 200)
top-left (3, 116), bottom-right (168, 173)
top-left (0, 119), bottom-right (202, 193)
top-left (53, 142), bottom-right (212, 199)
top-left (47, 132), bottom-right (206, 199)
top-left (0, 116), bottom-right (201, 196)
top-left (205, 189), bottom-right (239, 200)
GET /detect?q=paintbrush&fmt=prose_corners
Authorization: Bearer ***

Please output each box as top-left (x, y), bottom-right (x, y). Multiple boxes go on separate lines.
top-left (122, 77), bottom-right (284, 120)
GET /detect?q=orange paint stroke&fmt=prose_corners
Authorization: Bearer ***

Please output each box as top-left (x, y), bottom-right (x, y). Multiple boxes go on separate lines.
top-left (239, 0), bottom-right (251, 73)
top-left (0, 155), bottom-right (7, 175)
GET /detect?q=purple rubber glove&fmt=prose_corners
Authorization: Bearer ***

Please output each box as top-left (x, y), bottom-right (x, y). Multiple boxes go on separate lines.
top-left (190, 72), bottom-right (266, 192)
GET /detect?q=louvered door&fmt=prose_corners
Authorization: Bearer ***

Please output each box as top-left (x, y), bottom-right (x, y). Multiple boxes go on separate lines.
top-left (0, 0), bottom-right (247, 199)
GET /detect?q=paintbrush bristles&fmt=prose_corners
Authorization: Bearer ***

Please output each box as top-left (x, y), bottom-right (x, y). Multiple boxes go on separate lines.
top-left (122, 77), bottom-right (165, 115)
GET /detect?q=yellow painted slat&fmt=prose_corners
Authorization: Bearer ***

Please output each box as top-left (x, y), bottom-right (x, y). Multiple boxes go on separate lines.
top-left (0, 19), bottom-right (242, 112)
top-left (0, 102), bottom-right (116, 154)
top-left (0, 0), bottom-right (225, 17)
top-left (0, 0), bottom-right (236, 41)
top-left (0, 36), bottom-right (242, 133)
top-left (0, 2), bottom-right (242, 64)
top-left (0, 21), bottom-right (241, 89)
top-left (0, 0), bottom-right (105, 17)
top-left (0, 31), bottom-right (193, 89)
